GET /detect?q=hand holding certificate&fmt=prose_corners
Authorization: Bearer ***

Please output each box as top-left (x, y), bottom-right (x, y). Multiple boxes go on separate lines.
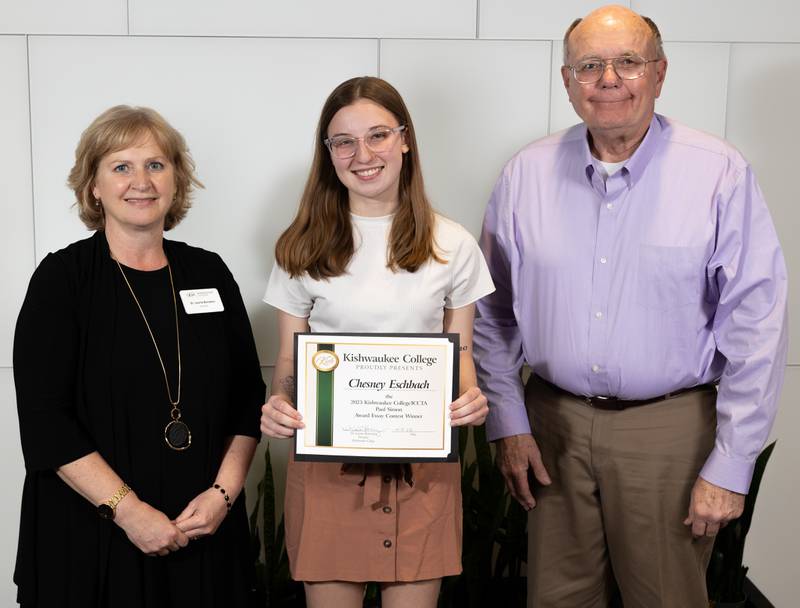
top-left (294, 333), bottom-right (459, 462)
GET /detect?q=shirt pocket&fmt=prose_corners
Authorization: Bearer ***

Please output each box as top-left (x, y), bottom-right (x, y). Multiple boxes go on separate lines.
top-left (637, 245), bottom-right (706, 310)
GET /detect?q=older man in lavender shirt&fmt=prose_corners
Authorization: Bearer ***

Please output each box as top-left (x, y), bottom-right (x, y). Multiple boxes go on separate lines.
top-left (474, 6), bottom-right (788, 607)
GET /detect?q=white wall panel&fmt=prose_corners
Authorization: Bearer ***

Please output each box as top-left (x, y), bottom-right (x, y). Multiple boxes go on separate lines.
top-left (0, 37), bottom-right (35, 368)
top-left (29, 35), bottom-right (377, 365)
top-left (243, 366), bottom-right (290, 523)
top-left (381, 40), bottom-right (551, 237)
top-left (480, 0), bottom-right (629, 40)
top-left (0, 368), bottom-right (26, 604)
top-left (0, 0), bottom-right (125, 35)
top-left (130, 0), bottom-right (475, 38)
top-left (745, 365), bottom-right (799, 607)
top-left (549, 41), bottom-right (730, 135)
top-left (633, 0), bottom-right (800, 43)
top-left (726, 44), bottom-right (800, 365)
top-left (654, 42), bottom-right (729, 138)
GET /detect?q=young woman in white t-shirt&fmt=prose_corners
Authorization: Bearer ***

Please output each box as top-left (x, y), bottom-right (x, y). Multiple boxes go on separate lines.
top-left (260, 76), bottom-right (494, 608)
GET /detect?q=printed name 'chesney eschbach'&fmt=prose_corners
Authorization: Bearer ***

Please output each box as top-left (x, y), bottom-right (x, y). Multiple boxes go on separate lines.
top-left (348, 378), bottom-right (431, 390)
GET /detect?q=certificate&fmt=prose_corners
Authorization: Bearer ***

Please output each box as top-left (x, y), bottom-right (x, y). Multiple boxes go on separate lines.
top-left (293, 333), bottom-right (459, 463)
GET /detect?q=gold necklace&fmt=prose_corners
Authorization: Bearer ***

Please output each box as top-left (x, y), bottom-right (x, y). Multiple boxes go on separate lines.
top-left (115, 258), bottom-right (191, 451)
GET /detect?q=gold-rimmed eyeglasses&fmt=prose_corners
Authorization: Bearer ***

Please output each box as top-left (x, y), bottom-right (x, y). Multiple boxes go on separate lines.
top-left (324, 125), bottom-right (406, 160)
top-left (566, 55), bottom-right (660, 84)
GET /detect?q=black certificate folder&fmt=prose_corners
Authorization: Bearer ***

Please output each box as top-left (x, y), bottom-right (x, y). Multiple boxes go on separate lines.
top-left (292, 332), bottom-right (460, 463)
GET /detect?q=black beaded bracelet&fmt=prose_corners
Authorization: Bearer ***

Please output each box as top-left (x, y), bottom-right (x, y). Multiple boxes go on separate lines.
top-left (212, 483), bottom-right (232, 511)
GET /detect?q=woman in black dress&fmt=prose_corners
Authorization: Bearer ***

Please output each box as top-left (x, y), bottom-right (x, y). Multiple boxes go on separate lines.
top-left (13, 105), bottom-right (265, 607)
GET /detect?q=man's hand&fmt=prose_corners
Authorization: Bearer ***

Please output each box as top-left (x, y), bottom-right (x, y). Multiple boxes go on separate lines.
top-left (496, 433), bottom-right (551, 510)
top-left (683, 476), bottom-right (745, 538)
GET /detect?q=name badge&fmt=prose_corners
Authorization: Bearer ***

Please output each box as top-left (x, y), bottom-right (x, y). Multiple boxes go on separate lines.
top-left (179, 288), bottom-right (224, 314)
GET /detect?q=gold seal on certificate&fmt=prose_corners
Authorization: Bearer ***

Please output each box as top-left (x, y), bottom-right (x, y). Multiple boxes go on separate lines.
top-left (293, 333), bottom-right (459, 463)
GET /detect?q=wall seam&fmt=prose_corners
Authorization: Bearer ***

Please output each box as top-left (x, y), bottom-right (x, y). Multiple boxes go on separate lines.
top-left (546, 40), bottom-right (554, 135)
top-left (476, 0), bottom-right (480, 38)
top-left (723, 42), bottom-right (733, 139)
top-left (4, 33), bottom-right (800, 43)
top-left (126, 0), bottom-right (130, 35)
top-left (25, 35), bottom-right (37, 266)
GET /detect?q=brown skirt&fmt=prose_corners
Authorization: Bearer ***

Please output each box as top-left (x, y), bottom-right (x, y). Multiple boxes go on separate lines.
top-left (284, 456), bottom-right (463, 582)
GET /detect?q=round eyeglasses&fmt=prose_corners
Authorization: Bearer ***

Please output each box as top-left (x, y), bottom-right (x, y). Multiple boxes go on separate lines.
top-left (566, 55), bottom-right (660, 84)
top-left (324, 125), bottom-right (406, 160)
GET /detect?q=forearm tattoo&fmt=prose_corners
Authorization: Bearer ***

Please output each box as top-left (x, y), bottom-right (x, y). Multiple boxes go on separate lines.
top-left (279, 375), bottom-right (296, 401)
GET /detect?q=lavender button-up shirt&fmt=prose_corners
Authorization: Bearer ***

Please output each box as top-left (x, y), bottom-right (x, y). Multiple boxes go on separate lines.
top-left (474, 114), bottom-right (788, 494)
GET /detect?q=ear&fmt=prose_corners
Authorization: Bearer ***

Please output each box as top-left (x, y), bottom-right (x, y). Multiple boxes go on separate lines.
top-left (653, 58), bottom-right (668, 99)
top-left (561, 65), bottom-right (571, 90)
top-left (91, 183), bottom-right (99, 201)
top-left (400, 128), bottom-right (410, 153)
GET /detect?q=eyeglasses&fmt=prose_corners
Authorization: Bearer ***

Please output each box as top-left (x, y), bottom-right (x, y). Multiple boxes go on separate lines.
top-left (566, 55), bottom-right (660, 84)
top-left (324, 125), bottom-right (406, 160)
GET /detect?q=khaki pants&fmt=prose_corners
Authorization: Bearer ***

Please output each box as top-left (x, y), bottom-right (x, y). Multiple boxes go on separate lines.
top-left (525, 377), bottom-right (717, 608)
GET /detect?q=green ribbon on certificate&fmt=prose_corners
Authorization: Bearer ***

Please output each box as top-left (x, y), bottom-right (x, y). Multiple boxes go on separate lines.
top-left (316, 344), bottom-right (334, 446)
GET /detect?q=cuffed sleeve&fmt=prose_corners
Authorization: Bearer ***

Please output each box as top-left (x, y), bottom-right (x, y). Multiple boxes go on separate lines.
top-left (704, 165), bottom-right (788, 493)
top-left (473, 170), bottom-right (530, 442)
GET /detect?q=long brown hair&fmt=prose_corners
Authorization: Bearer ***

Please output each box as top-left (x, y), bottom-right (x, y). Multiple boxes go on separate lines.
top-left (275, 76), bottom-right (442, 279)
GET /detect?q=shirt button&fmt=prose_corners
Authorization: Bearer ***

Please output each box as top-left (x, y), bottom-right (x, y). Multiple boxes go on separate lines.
top-left (595, 311), bottom-right (603, 319)
top-left (600, 257), bottom-right (607, 264)
top-left (383, 539), bottom-right (392, 548)
top-left (606, 203), bottom-right (614, 210)
top-left (383, 506), bottom-right (392, 514)
top-left (383, 476), bottom-right (392, 484)
top-left (591, 364), bottom-right (600, 373)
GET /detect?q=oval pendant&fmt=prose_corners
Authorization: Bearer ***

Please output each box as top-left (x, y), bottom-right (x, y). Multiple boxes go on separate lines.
top-left (164, 419), bottom-right (192, 451)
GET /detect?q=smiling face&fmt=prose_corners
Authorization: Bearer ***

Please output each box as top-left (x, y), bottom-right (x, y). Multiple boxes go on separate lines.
top-left (326, 100), bottom-right (409, 216)
top-left (562, 7), bottom-right (666, 143)
top-left (91, 134), bottom-right (176, 235)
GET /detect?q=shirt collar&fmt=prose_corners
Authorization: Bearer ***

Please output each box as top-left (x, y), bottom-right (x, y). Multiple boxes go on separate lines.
top-left (581, 114), bottom-right (664, 189)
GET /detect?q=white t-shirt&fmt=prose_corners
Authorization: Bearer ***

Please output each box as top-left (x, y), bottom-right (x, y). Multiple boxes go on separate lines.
top-left (598, 158), bottom-right (627, 177)
top-left (263, 213), bottom-right (495, 333)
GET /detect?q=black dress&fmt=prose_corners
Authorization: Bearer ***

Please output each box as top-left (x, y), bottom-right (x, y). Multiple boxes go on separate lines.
top-left (13, 231), bottom-right (265, 607)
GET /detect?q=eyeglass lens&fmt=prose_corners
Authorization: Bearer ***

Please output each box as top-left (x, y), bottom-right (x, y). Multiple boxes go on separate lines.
top-left (574, 57), bottom-right (647, 83)
top-left (328, 127), bottom-right (401, 159)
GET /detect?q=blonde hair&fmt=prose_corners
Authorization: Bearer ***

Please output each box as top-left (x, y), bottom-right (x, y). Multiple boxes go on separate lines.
top-left (275, 76), bottom-right (442, 279)
top-left (68, 105), bottom-right (203, 231)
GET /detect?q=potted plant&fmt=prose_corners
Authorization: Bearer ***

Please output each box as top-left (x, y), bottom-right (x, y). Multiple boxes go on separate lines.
top-left (438, 424), bottom-right (527, 608)
top-left (249, 444), bottom-right (305, 607)
top-left (706, 441), bottom-right (776, 608)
